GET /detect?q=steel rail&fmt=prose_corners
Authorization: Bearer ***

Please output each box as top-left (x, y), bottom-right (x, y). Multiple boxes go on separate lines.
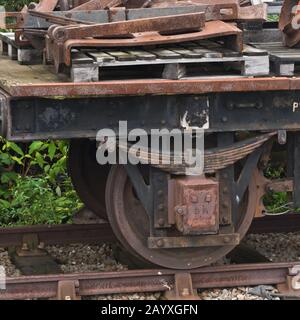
top-left (0, 223), bottom-right (115, 247)
top-left (0, 262), bottom-right (297, 299)
top-left (0, 213), bottom-right (299, 249)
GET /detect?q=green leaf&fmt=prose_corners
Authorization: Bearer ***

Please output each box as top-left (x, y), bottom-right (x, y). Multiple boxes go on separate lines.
top-left (56, 186), bottom-right (62, 197)
top-left (1, 172), bottom-right (18, 184)
top-left (11, 156), bottom-right (23, 166)
top-left (48, 142), bottom-right (56, 161)
top-left (0, 199), bottom-right (10, 209)
top-left (7, 142), bottom-right (24, 156)
top-left (35, 152), bottom-right (45, 168)
top-left (0, 153), bottom-right (13, 166)
top-left (29, 141), bottom-right (44, 155)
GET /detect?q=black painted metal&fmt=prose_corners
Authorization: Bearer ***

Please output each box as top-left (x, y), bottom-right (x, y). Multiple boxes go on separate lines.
top-left (0, 89), bottom-right (8, 138)
top-left (293, 133), bottom-right (300, 208)
top-left (6, 91), bottom-right (300, 141)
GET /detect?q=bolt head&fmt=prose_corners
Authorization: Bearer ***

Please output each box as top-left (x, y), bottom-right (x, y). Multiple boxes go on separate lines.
top-left (156, 239), bottom-right (164, 248)
top-left (222, 217), bottom-right (229, 224)
top-left (205, 194), bottom-right (212, 202)
top-left (158, 218), bottom-right (165, 226)
top-left (223, 236), bottom-right (231, 243)
top-left (190, 195), bottom-right (198, 203)
top-left (176, 207), bottom-right (184, 215)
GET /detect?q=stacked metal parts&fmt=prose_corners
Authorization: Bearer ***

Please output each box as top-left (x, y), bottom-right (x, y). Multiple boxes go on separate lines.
top-left (0, 0), bottom-right (272, 81)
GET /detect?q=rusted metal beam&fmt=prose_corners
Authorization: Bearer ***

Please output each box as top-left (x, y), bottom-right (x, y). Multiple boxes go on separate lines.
top-left (70, 0), bottom-right (123, 11)
top-left (49, 12), bottom-right (206, 42)
top-left (0, 262), bottom-right (298, 299)
top-left (0, 77), bottom-right (291, 98)
top-left (32, 0), bottom-right (59, 12)
top-left (28, 10), bottom-right (95, 25)
top-left (53, 20), bottom-right (242, 67)
top-left (237, 3), bottom-right (267, 21)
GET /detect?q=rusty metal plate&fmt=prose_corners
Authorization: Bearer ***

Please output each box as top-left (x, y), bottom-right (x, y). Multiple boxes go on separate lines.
top-left (169, 176), bottom-right (219, 235)
top-left (0, 77), bottom-right (291, 98)
top-left (58, 20), bottom-right (242, 66)
top-left (279, 0), bottom-right (300, 47)
top-left (148, 233), bottom-right (239, 248)
top-left (50, 12), bottom-right (206, 41)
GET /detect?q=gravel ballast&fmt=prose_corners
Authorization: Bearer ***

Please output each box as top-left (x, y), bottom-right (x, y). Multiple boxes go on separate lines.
top-left (0, 231), bottom-right (299, 300)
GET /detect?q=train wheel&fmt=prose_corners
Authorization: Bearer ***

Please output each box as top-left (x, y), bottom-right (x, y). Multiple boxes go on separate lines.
top-left (68, 139), bottom-right (109, 219)
top-left (105, 165), bottom-right (258, 269)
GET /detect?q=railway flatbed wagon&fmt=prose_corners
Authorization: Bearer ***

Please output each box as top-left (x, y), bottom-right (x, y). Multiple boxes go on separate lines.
top-left (0, 0), bottom-right (299, 270)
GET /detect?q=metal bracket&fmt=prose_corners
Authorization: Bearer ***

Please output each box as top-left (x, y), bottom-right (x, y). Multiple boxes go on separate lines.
top-left (164, 273), bottom-right (199, 300)
top-left (16, 233), bottom-right (47, 257)
top-left (56, 280), bottom-right (81, 300)
top-left (277, 265), bottom-right (300, 299)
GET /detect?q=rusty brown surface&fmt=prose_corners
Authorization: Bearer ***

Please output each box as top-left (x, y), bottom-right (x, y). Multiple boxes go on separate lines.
top-left (169, 177), bottom-right (219, 235)
top-left (70, 0), bottom-right (123, 11)
top-left (279, 0), bottom-right (300, 47)
top-left (28, 10), bottom-right (95, 25)
top-left (0, 212), bottom-right (298, 250)
top-left (58, 20), bottom-right (242, 66)
top-left (34, 0), bottom-right (59, 12)
top-left (0, 77), bottom-right (291, 98)
top-left (164, 273), bottom-right (200, 300)
top-left (148, 233), bottom-right (240, 248)
top-left (0, 262), bottom-right (297, 299)
top-left (0, 223), bottom-right (115, 247)
top-left (50, 12), bottom-right (206, 42)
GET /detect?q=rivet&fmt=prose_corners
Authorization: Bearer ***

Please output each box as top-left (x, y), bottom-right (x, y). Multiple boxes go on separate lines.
top-left (158, 218), bottom-right (165, 226)
top-left (176, 207), bottom-right (184, 214)
top-left (205, 194), bottom-right (212, 202)
top-left (223, 187), bottom-right (229, 193)
top-left (190, 195), bottom-right (198, 203)
top-left (221, 116), bottom-right (228, 123)
top-left (222, 217), bottom-right (229, 224)
top-left (156, 239), bottom-right (164, 247)
top-left (223, 236), bottom-right (231, 243)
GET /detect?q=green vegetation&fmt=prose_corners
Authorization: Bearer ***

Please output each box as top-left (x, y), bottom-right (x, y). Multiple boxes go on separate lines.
top-left (267, 14), bottom-right (279, 22)
top-left (0, 138), bottom-right (82, 226)
top-left (263, 164), bottom-right (294, 215)
top-left (0, 0), bottom-right (32, 11)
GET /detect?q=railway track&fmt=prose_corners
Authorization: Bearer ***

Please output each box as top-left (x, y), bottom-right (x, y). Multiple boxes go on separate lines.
top-left (0, 213), bottom-right (299, 249)
top-left (0, 213), bottom-right (300, 300)
top-left (0, 262), bottom-right (299, 300)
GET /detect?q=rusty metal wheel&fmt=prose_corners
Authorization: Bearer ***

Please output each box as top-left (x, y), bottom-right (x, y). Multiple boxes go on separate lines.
top-left (105, 165), bottom-right (258, 269)
top-left (68, 139), bottom-right (109, 219)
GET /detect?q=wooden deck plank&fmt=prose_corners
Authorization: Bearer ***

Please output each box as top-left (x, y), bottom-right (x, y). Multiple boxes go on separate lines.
top-left (0, 56), bottom-right (62, 89)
